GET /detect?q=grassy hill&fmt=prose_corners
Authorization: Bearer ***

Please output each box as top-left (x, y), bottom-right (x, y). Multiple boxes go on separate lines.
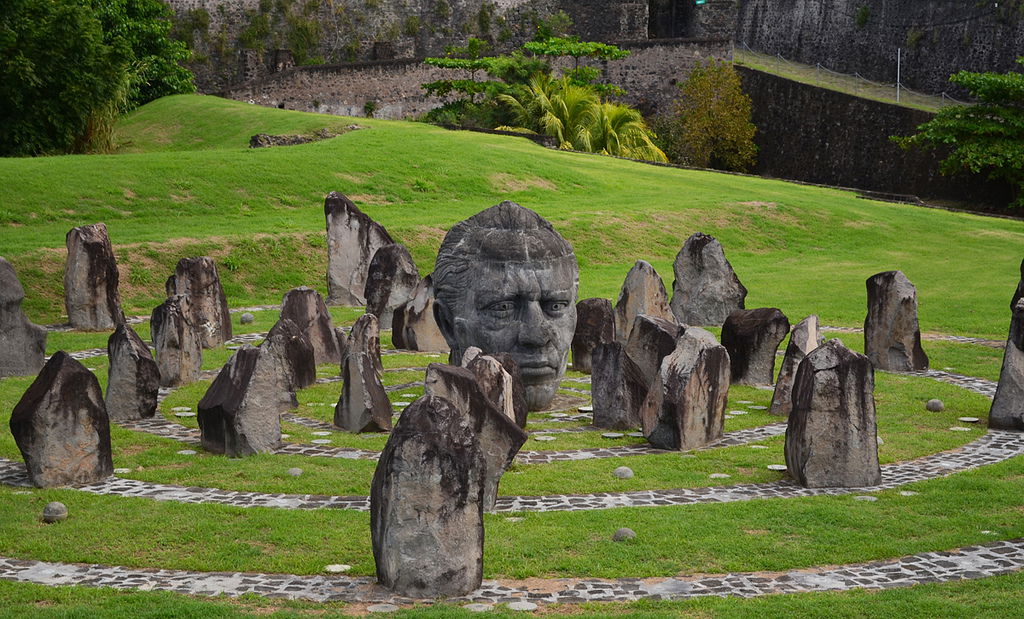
top-left (1, 94), bottom-right (1021, 336)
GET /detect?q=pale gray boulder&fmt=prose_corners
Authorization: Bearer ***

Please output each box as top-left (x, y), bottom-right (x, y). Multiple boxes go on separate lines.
top-left (335, 351), bottom-right (392, 433)
top-left (571, 298), bottom-right (615, 374)
top-left (670, 232), bottom-right (747, 326)
top-left (165, 257), bottom-right (232, 349)
top-left (990, 298), bottom-right (1024, 430)
top-left (864, 270), bottom-right (929, 371)
top-left (364, 244), bottom-right (419, 330)
top-left (280, 287), bottom-right (340, 365)
top-left (769, 315), bottom-right (823, 416)
top-left (325, 192), bottom-right (394, 306)
top-left (64, 223), bottom-right (124, 330)
top-left (0, 257), bottom-right (46, 377)
top-left (721, 308), bottom-right (790, 386)
top-left (105, 323), bottom-right (159, 421)
top-left (151, 294), bottom-right (202, 388)
top-left (614, 260), bottom-right (674, 344)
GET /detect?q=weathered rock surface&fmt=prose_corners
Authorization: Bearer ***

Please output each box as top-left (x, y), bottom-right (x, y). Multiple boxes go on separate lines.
top-left (1013, 258), bottom-right (1024, 310)
top-left (488, 352), bottom-right (528, 429)
top-left (466, 354), bottom-right (518, 426)
top-left (280, 287), bottom-right (340, 365)
top-left (670, 232), bottom-right (747, 326)
top-left (335, 351), bottom-right (392, 433)
top-left (392, 276), bottom-right (449, 352)
top-left (571, 298), bottom-right (615, 374)
top-left (262, 318), bottom-right (316, 391)
top-left (721, 308), bottom-right (790, 386)
top-left (165, 257), bottom-right (232, 349)
top-left (104, 323), bottom-right (159, 421)
top-left (624, 313), bottom-right (685, 383)
top-left (364, 244), bottom-right (419, 330)
top-left (371, 395), bottom-right (484, 598)
top-left (591, 341), bottom-right (648, 430)
top-left (769, 315), bottom-right (823, 416)
top-left (151, 295), bottom-right (202, 388)
top-left (198, 345), bottom-right (289, 456)
top-left (63, 223), bottom-right (124, 330)
top-left (640, 328), bottom-right (730, 451)
top-left (614, 260), bottom-right (674, 344)
top-left (990, 298), bottom-right (1024, 430)
top-left (424, 363), bottom-right (527, 511)
top-left (784, 339), bottom-right (882, 488)
top-left (0, 257), bottom-right (46, 377)
top-left (349, 313), bottom-right (382, 375)
top-left (864, 270), bottom-right (929, 371)
top-left (9, 351), bottom-right (113, 487)
top-left (325, 192), bottom-right (395, 306)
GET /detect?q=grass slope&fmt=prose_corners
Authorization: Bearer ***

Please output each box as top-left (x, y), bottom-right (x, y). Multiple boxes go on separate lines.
top-left (1, 95), bottom-right (1021, 337)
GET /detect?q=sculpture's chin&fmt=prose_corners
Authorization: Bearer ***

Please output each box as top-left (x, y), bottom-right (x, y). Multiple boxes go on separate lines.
top-left (524, 380), bottom-right (558, 411)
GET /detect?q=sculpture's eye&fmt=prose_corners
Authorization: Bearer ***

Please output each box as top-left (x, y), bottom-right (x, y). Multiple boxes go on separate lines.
top-left (545, 300), bottom-right (569, 314)
top-left (486, 300), bottom-right (515, 316)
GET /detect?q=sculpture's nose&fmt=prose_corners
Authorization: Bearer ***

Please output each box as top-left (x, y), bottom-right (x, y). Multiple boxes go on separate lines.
top-left (518, 302), bottom-right (552, 347)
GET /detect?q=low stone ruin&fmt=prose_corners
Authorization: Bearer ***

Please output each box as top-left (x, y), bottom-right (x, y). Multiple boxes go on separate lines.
top-left (198, 345), bottom-right (290, 456)
top-left (721, 308), bottom-right (790, 386)
top-left (371, 395), bottom-right (485, 598)
top-left (325, 192), bottom-right (395, 306)
top-left (9, 351), bottom-right (113, 487)
top-left (151, 294), bottom-right (202, 388)
top-left (784, 339), bottom-right (881, 488)
top-left (989, 298), bottom-right (1024, 430)
top-left (591, 341), bottom-right (648, 430)
top-left (670, 232), bottom-right (747, 326)
top-left (105, 323), bottom-right (159, 421)
top-left (640, 328), bottom-right (730, 451)
top-left (364, 244), bottom-right (419, 330)
top-left (280, 287), bottom-right (340, 365)
top-left (864, 270), bottom-right (929, 371)
top-left (391, 276), bottom-right (449, 352)
top-left (64, 223), bottom-right (124, 330)
top-left (624, 313), bottom-right (684, 383)
top-left (165, 257), bottom-right (232, 349)
top-left (335, 351), bottom-right (392, 433)
top-left (571, 298), bottom-right (615, 374)
top-left (769, 315), bottom-right (822, 416)
top-left (614, 260), bottom-right (675, 344)
top-left (0, 257), bottom-right (46, 377)
top-left (261, 318), bottom-right (316, 391)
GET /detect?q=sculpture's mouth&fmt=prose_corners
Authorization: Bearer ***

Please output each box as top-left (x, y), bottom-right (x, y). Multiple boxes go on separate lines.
top-left (516, 360), bottom-right (558, 382)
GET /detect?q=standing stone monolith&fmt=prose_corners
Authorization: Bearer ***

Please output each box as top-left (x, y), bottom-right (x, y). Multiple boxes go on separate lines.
top-left (9, 351), bottom-right (113, 487)
top-left (335, 351), bottom-right (392, 433)
top-left (614, 260), bottom-right (674, 344)
top-left (280, 287), bottom-right (340, 365)
top-left (165, 257), bottom-right (231, 349)
top-left (198, 345), bottom-right (289, 456)
top-left (364, 244), bottom-right (419, 330)
top-left (591, 341), bottom-right (648, 430)
top-left (424, 363), bottom-right (527, 511)
top-left (784, 339), bottom-right (881, 488)
top-left (1012, 258), bottom-right (1024, 309)
top-left (349, 313), bottom-right (382, 375)
top-left (489, 352), bottom-right (528, 429)
top-left (465, 353), bottom-right (518, 426)
top-left (262, 318), bottom-right (316, 391)
top-left (64, 223), bottom-right (124, 330)
top-left (325, 192), bottom-right (395, 306)
top-left (151, 294), bottom-right (202, 388)
top-left (105, 323), bottom-right (159, 421)
top-left (571, 298), bottom-right (615, 374)
top-left (990, 298), bottom-right (1024, 430)
top-left (670, 232), bottom-right (747, 326)
top-left (721, 308), bottom-right (790, 386)
top-left (864, 270), bottom-right (929, 371)
top-left (640, 328), bottom-right (730, 451)
top-left (392, 275), bottom-right (449, 352)
top-left (0, 257), bottom-right (46, 377)
top-left (769, 315), bottom-right (823, 416)
top-left (371, 395), bottom-right (485, 598)
top-left (624, 313), bottom-right (685, 383)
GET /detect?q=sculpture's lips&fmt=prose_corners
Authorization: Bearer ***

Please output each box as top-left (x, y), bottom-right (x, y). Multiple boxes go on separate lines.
top-left (516, 361), bottom-right (558, 382)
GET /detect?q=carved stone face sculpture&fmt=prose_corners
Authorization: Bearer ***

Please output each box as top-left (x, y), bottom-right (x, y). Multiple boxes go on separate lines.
top-left (433, 201), bottom-right (579, 411)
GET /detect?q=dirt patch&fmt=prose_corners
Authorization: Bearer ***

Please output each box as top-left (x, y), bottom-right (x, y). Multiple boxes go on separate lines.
top-left (490, 172), bottom-right (558, 193)
top-left (347, 194), bottom-right (393, 206)
top-left (123, 188), bottom-right (137, 200)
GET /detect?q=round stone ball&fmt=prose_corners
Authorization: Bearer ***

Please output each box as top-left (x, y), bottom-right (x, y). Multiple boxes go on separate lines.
top-left (42, 501), bottom-right (68, 523)
top-left (925, 399), bottom-right (945, 412)
top-left (240, 312), bottom-right (255, 325)
top-left (287, 467), bottom-right (303, 477)
top-left (613, 466), bottom-right (634, 479)
top-left (612, 527), bottom-right (636, 542)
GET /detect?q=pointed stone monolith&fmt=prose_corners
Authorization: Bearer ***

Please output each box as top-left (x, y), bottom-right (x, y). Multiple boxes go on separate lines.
top-left (670, 232), bottom-right (747, 326)
top-left (325, 192), bottom-right (395, 306)
top-left (349, 313), bottom-right (382, 375)
top-left (280, 287), bottom-right (340, 365)
top-left (105, 323), bottom-right (159, 421)
top-left (64, 223), bottom-right (124, 330)
top-left (990, 298), bottom-right (1024, 430)
top-left (151, 294), bottom-right (202, 388)
top-left (571, 298), bottom-right (615, 374)
top-left (864, 270), bottom-right (928, 371)
top-left (614, 260), bottom-right (674, 344)
top-left (391, 276), bottom-right (449, 352)
top-left (624, 313), bottom-right (685, 383)
top-left (769, 315), bottom-right (823, 416)
top-left (165, 257), bottom-right (231, 349)
top-left (335, 351), bottom-right (392, 433)
top-left (364, 244), bottom-right (419, 330)
top-left (0, 257), bottom-right (46, 377)
top-left (262, 318), bottom-right (316, 391)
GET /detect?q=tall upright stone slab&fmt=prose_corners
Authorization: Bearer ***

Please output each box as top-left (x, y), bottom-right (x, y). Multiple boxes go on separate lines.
top-left (591, 341), bottom-right (648, 430)
top-left (489, 352), bottom-right (529, 429)
top-left (864, 270), bottom-right (929, 371)
top-left (425, 363), bottom-right (527, 511)
top-left (349, 313), bottom-right (382, 375)
top-left (670, 232), bottom-right (747, 326)
top-left (466, 353), bottom-right (519, 427)
top-left (335, 351), bottom-right (392, 433)
top-left (105, 323), bottom-right (159, 421)
top-left (262, 318), bottom-right (316, 391)
top-left (614, 260), bottom-right (675, 344)
top-left (371, 395), bottom-right (485, 598)
top-left (392, 275), bottom-right (449, 352)
top-left (64, 223), bottom-right (124, 330)
top-left (640, 328), bottom-right (730, 451)
top-left (9, 351), bottom-right (113, 487)
top-left (364, 244), bottom-right (419, 330)
top-left (0, 257), bottom-right (46, 377)
top-left (721, 308), bottom-right (790, 386)
top-left (165, 257), bottom-right (232, 349)
top-left (151, 294), bottom-right (202, 388)
top-left (990, 298), bottom-right (1024, 430)
top-left (769, 315), bottom-right (822, 416)
top-left (325, 192), bottom-right (394, 306)
top-left (198, 345), bottom-right (289, 456)
top-left (624, 313), bottom-right (685, 383)
top-left (1013, 258), bottom-right (1024, 310)
top-left (784, 339), bottom-right (881, 488)
top-left (571, 298), bottom-right (615, 374)
top-left (280, 287), bottom-right (340, 365)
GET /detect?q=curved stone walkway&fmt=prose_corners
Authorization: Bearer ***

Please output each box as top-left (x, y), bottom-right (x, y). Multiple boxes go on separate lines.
top-left (1, 538), bottom-right (1021, 605)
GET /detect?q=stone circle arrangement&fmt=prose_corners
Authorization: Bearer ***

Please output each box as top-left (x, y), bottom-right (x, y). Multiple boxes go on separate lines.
top-left (0, 194), bottom-right (1022, 612)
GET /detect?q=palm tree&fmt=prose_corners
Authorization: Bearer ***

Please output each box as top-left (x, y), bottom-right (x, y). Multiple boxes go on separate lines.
top-left (584, 102), bottom-right (668, 163)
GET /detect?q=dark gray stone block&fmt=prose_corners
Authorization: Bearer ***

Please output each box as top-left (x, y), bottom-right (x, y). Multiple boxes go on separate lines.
top-left (325, 192), bottom-right (395, 306)
top-left (105, 323), bottom-right (159, 421)
top-left (0, 257), bottom-right (46, 377)
top-left (392, 275), bottom-right (449, 352)
top-left (624, 313), bottom-right (684, 383)
top-left (364, 243), bottom-right (419, 330)
top-left (280, 287), bottom-right (340, 365)
top-left (571, 298), bottom-right (615, 374)
top-left (614, 260), bottom-right (674, 344)
top-left (721, 307), bottom-right (790, 386)
top-left (670, 232), bottom-right (747, 326)
top-left (165, 257), bottom-right (232, 349)
top-left (591, 341), bottom-right (648, 430)
top-left (151, 294), bottom-right (202, 388)
top-left (864, 270), bottom-right (928, 371)
top-left (262, 318), bottom-right (316, 391)
top-left (63, 223), bottom-right (124, 330)
top-left (335, 351), bottom-right (392, 433)
top-left (769, 315), bottom-right (823, 416)
top-left (990, 298), bottom-right (1024, 430)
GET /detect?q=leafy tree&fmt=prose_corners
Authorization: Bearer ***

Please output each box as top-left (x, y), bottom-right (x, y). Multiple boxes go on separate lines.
top-left (894, 59), bottom-right (1024, 207)
top-left (523, 36), bottom-right (629, 95)
top-left (658, 60), bottom-right (757, 172)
